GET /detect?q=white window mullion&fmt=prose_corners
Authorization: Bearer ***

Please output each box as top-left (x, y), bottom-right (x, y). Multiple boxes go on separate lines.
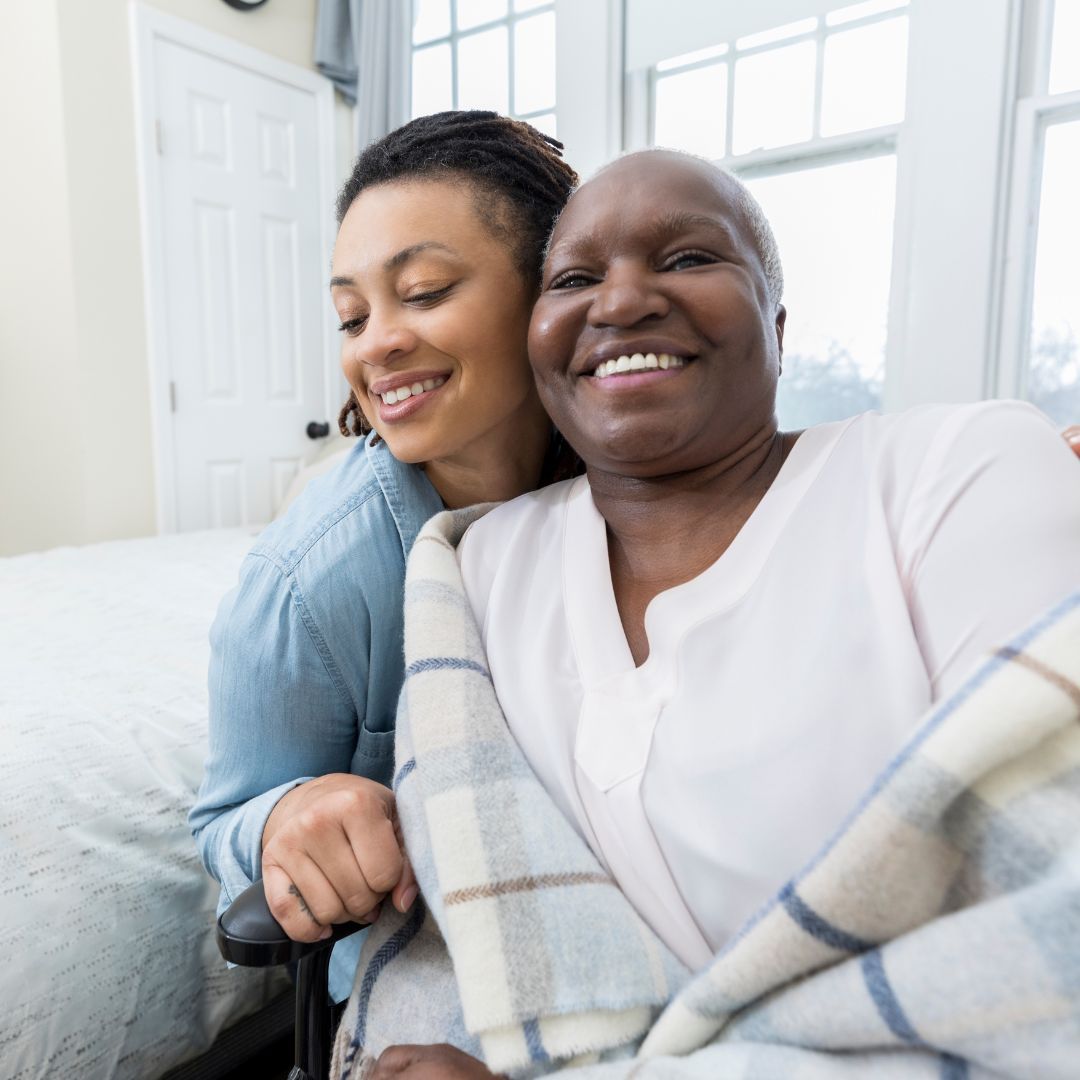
top-left (883, 0), bottom-right (1015, 411)
top-left (555, 0), bottom-right (623, 177)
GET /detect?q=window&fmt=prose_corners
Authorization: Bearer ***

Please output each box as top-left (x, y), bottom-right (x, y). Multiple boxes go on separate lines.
top-left (410, 0), bottom-right (556, 136)
top-left (999, 0), bottom-right (1080, 426)
top-left (645, 1), bottom-right (910, 427)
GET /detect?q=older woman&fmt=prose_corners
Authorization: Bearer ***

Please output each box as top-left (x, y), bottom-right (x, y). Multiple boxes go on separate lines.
top-left (459, 149), bottom-right (1080, 968)
top-left (354, 149), bottom-right (1080, 1079)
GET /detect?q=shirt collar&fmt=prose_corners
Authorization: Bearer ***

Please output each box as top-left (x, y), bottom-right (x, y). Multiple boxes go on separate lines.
top-left (365, 433), bottom-right (445, 555)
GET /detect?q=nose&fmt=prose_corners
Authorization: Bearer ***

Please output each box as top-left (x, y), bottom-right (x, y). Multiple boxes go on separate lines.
top-left (588, 262), bottom-right (669, 328)
top-left (351, 307), bottom-right (419, 370)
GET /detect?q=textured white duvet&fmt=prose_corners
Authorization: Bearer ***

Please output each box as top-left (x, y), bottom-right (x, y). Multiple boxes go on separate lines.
top-left (0, 529), bottom-right (288, 1079)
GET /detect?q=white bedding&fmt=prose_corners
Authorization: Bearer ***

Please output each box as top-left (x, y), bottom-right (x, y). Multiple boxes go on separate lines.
top-left (0, 528), bottom-right (289, 1079)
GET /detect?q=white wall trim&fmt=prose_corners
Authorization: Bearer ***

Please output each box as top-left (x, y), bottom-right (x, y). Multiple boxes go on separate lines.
top-left (128, 2), bottom-right (338, 533)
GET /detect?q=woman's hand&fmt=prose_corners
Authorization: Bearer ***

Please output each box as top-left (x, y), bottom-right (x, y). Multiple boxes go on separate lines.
top-left (261, 773), bottom-right (417, 943)
top-left (369, 1044), bottom-right (502, 1079)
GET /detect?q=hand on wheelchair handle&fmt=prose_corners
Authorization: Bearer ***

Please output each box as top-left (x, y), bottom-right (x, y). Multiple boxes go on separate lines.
top-left (369, 1044), bottom-right (503, 1079)
top-left (260, 772), bottom-right (418, 944)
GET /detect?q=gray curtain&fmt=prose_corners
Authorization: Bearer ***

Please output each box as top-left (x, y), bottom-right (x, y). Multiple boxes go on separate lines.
top-left (315, 0), bottom-right (411, 148)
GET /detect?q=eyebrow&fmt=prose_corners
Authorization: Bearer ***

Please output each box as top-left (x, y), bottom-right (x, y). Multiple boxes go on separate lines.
top-left (551, 210), bottom-right (738, 260)
top-left (329, 241), bottom-right (459, 289)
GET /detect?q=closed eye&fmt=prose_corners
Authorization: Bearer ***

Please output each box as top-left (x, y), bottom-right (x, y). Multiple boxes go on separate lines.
top-left (405, 283), bottom-right (454, 305)
top-left (338, 315), bottom-right (368, 336)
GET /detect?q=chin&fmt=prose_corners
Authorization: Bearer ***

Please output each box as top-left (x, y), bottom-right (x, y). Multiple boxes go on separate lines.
top-left (377, 431), bottom-right (450, 465)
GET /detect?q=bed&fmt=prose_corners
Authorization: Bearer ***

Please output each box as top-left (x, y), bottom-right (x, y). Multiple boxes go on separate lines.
top-left (0, 527), bottom-right (290, 1078)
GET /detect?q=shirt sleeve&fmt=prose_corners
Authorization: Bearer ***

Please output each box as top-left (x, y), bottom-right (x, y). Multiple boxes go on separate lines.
top-left (899, 401), bottom-right (1080, 701)
top-left (188, 549), bottom-right (364, 912)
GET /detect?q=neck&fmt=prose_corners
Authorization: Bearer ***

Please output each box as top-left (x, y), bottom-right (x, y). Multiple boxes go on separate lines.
top-left (591, 425), bottom-right (791, 589)
top-left (423, 398), bottom-right (552, 510)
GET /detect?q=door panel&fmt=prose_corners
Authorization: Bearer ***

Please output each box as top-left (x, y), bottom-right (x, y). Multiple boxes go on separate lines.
top-left (155, 38), bottom-right (329, 531)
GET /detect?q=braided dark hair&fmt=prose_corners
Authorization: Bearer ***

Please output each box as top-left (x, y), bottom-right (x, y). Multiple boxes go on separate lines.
top-left (335, 110), bottom-right (578, 470)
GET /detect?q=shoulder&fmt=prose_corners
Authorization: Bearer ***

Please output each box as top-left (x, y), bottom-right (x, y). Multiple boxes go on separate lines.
top-left (457, 477), bottom-right (580, 617)
top-left (248, 438), bottom-right (432, 585)
top-left (460, 476), bottom-right (578, 561)
top-left (828, 400), bottom-right (1071, 495)
top-left (841, 399), bottom-right (1062, 459)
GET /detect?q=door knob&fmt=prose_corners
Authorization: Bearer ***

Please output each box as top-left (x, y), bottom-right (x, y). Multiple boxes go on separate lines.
top-left (306, 421), bottom-right (331, 439)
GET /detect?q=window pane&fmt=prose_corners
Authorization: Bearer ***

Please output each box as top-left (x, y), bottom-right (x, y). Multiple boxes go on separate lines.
top-left (413, 0), bottom-right (451, 44)
top-left (513, 0), bottom-right (550, 10)
top-left (456, 0), bottom-right (507, 31)
top-left (821, 16), bottom-right (908, 136)
top-left (653, 65), bottom-right (728, 159)
top-left (1026, 119), bottom-right (1080, 426)
top-left (526, 111), bottom-right (556, 137)
top-left (412, 42), bottom-right (454, 118)
top-left (733, 41), bottom-right (816, 154)
top-left (745, 155), bottom-right (898, 427)
top-left (1049, 0), bottom-right (1080, 95)
top-left (456, 26), bottom-right (510, 112)
top-left (514, 11), bottom-right (556, 114)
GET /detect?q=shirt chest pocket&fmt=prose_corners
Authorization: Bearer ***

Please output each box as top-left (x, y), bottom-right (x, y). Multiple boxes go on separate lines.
top-left (351, 716), bottom-right (396, 789)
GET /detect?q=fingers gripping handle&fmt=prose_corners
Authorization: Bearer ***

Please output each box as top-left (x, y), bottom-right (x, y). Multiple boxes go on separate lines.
top-left (217, 878), bottom-right (363, 967)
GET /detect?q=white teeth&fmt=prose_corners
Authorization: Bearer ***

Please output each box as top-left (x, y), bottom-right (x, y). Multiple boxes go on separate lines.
top-left (592, 353), bottom-right (687, 379)
top-left (380, 375), bottom-right (446, 405)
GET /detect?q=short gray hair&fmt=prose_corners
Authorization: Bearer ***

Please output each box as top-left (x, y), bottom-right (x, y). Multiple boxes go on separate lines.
top-left (722, 167), bottom-right (784, 307)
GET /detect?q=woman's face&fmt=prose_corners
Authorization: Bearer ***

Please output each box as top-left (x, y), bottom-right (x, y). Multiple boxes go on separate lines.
top-left (331, 179), bottom-right (540, 465)
top-left (528, 152), bottom-right (785, 478)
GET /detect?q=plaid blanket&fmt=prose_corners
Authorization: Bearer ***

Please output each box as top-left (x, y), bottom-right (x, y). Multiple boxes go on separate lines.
top-left (332, 507), bottom-right (1080, 1079)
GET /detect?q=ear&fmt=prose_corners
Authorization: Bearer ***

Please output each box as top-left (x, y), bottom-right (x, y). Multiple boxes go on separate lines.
top-left (775, 304), bottom-right (787, 374)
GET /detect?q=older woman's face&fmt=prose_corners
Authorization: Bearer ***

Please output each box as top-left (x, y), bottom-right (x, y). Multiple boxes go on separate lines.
top-left (528, 152), bottom-right (785, 477)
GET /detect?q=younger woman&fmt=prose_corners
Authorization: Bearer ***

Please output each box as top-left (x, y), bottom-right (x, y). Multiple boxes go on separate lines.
top-left (189, 112), bottom-right (578, 1003)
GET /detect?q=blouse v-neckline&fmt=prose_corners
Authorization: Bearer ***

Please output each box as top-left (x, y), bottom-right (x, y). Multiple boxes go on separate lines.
top-left (562, 420), bottom-right (853, 693)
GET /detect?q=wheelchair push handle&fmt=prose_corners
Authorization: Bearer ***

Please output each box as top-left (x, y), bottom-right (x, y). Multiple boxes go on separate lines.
top-left (216, 878), bottom-right (364, 968)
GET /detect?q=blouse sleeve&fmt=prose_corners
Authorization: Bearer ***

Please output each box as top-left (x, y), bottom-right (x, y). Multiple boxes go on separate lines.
top-left (898, 401), bottom-right (1080, 701)
top-left (188, 549), bottom-right (363, 912)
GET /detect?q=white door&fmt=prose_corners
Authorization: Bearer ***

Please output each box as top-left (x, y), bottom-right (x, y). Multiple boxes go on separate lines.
top-left (154, 37), bottom-right (333, 531)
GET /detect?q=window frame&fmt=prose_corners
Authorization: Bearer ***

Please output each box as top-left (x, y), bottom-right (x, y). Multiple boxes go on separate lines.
top-left (995, 0), bottom-right (1080, 404)
top-left (410, 0), bottom-right (557, 127)
top-left (625, 0), bottom-right (1023, 415)
top-left (404, 0), bottom-right (1053, 419)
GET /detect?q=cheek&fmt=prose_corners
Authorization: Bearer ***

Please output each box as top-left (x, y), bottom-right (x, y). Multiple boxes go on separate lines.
top-left (527, 301), bottom-right (576, 381)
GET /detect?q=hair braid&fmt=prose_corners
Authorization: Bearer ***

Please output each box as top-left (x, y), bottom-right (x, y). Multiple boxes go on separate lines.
top-left (334, 111), bottom-right (578, 447)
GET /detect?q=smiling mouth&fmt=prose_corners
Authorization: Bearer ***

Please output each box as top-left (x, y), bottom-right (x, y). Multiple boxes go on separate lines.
top-left (375, 375), bottom-right (448, 406)
top-left (589, 352), bottom-right (690, 379)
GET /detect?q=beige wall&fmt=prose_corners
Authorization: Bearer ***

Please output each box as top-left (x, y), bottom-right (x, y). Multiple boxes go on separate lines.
top-left (0, 0), bottom-right (350, 556)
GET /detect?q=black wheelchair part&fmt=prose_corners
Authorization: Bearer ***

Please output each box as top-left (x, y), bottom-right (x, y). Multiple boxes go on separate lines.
top-left (217, 879), bottom-right (362, 1080)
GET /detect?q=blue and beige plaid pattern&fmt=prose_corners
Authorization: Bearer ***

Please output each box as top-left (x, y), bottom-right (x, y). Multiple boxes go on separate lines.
top-left (333, 508), bottom-right (1080, 1079)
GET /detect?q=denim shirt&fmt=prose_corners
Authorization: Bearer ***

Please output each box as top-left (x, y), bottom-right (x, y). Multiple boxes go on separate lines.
top-left (189, 433), bottom-right (443, 1001)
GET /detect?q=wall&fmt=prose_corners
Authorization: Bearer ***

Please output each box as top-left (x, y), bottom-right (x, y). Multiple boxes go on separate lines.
top-left (0, 3), bottom-right (85, 555)
top-left (0, 0), bottom-right (350, 556)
